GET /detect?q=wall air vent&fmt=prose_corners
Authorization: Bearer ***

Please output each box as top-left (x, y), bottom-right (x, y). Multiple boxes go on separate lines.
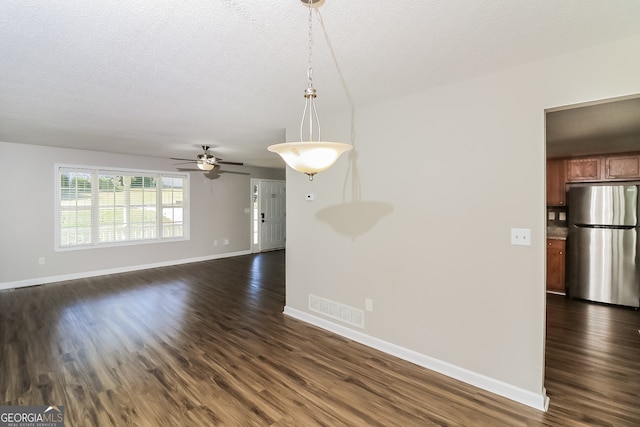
top-left (309, 294), bottom-right (364, 328)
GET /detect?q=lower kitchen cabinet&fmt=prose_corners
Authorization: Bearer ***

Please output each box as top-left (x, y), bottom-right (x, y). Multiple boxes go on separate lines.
top-left (546, 239), bottom-right (565, 293)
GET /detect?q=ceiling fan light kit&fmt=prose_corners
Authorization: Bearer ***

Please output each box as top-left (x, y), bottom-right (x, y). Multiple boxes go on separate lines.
top-left (267, 0), bottom-right (352, 181)
top-left (196, 160), bottom-right (215, 171)
top-left (171, 145), bottom-right (243, 173)
top-left (196, 151), bottom-right (216, 170)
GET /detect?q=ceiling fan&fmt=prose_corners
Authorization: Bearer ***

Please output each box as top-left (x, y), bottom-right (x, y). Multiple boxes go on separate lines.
top-left (171, 145), bottom-right (244, 171)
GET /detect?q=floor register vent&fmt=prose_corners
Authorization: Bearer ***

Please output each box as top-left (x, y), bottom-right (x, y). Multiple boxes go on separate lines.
top-left (309, 294), bottom-right (364, 328)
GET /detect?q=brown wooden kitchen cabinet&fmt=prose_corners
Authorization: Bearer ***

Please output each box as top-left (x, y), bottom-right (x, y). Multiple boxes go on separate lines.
top-left (605, 154), bottom-right (640, 180)
top-left (546, 239), bottom-right (565, 293)
top-left (546, 159), bottom-right (566, 206)
top-left (566, 153), bottom-right (640, 182)
top-left (566, 157), bottom-right (602, 182)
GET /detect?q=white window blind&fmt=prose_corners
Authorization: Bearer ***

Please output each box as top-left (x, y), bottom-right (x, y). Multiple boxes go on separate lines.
top-left (56, 166), bottom-right (189, 250)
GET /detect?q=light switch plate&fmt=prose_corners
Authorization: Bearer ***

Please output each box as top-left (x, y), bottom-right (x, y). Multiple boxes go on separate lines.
top-left (305, 193), bottom-right (314, 201)
top-left (548, 212), bottom-right (556, 220)
top-left (365, 298), bottom-right (373, 312)
top-left (511, 228), bottom-right (532, 246)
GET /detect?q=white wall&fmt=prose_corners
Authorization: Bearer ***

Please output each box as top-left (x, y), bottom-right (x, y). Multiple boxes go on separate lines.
top-left (284, 35), bottom-right (640, 410)
top-left (0, 141), bottom-right (284, 287)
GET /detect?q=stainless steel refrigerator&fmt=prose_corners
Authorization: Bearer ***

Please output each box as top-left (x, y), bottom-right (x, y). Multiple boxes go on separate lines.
top-left (567, 184), bottom-right (640, 308)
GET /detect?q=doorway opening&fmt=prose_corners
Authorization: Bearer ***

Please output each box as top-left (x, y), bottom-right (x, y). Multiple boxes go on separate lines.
top-left (251, 179), bottom-right (286, 253)
top-left (545, 93), bottom-right (640, 300)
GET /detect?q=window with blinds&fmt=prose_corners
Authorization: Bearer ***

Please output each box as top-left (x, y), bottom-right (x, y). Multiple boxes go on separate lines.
top-left (56, 165), bottom-right (189, 250)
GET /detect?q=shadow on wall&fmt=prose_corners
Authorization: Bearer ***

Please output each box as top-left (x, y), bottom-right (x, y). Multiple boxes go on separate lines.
top-left (316, 149), bottom-right (393, 240)
top-left (316, 201), bottom-right (393, 239)
top-left (311, 28), bottom-right (394, 239)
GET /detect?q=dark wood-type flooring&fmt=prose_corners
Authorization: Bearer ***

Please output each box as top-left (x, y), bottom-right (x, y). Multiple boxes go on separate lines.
top-left (1, 250), bottom-right (639, 426)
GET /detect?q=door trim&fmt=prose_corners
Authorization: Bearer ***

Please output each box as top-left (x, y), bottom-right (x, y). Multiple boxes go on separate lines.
top-left (250, 179), bottom-right (286, 253)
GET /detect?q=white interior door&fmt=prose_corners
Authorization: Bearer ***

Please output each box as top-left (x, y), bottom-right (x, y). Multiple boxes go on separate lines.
top-left (251, 179), bottom-right (286, 252)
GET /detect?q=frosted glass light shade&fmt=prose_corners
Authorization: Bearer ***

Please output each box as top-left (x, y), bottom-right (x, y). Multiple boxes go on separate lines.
top-left (197, 161), bottom-right (215, 171)
top-left (268, 141), bottom-right (352, 177)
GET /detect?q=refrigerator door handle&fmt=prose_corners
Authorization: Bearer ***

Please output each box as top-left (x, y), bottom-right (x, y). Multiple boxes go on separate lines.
top-left (574, 223), bottom-right (636, 230)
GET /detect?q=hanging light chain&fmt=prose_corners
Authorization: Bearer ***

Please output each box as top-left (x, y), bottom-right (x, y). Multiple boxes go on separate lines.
top-left (300, 0), bottom-right (320, 144)
top-left (307, 0), bottom-right (313, 85)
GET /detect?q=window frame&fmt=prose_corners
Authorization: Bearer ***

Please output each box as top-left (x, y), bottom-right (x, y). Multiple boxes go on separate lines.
top-left (55, 164), bottom-right (190, 251)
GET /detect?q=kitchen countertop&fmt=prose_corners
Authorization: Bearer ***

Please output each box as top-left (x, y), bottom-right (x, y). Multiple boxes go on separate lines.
top-left (547, 226), bottom-right (568, 240)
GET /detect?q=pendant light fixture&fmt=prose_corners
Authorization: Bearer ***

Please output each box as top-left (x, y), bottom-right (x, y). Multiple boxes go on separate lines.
top-left (268, 0), bottom-right (352, 181)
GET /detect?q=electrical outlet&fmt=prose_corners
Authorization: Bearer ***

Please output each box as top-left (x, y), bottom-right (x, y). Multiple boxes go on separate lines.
top-left (38, 257), bottom-right (45, 265)
top-left (224, 239), bottom-right (230, 245)
top-left (511, 228), bottom-right (532, 246)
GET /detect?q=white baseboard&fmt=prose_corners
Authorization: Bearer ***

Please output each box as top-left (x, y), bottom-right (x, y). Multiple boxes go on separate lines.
top-left (0, 250), bottom-right (251, 291)
top-left (284, 305), bottom-right (549, 412)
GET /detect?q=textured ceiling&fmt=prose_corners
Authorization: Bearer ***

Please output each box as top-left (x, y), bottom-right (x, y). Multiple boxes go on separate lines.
top-left (1, 0), bottom-right (640, 168)
top-left (547, 96), bottom-right (640, 158)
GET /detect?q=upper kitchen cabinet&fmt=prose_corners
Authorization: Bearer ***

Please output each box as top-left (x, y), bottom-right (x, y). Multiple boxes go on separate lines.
top-left (566, 153), bottom-right (640, 183)
top-left (566, 157), bottom-right (602, 182)
top-left (605, 154), bottom-right (640, 180)
top-left (546, 159), bottom-right (566, 206)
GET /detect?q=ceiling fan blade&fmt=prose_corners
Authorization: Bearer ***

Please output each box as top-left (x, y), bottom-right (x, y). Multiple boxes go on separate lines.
top-left (173, 161), bottom-right (197, 165)
top-left (217, 161), bottom-right (244, 166)
top-left (170, 157), bottom-right (196, 162)
top-left (176, 168), bottom-right (202, 172)
top-left (217, 170), bottom-right (250, 175)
